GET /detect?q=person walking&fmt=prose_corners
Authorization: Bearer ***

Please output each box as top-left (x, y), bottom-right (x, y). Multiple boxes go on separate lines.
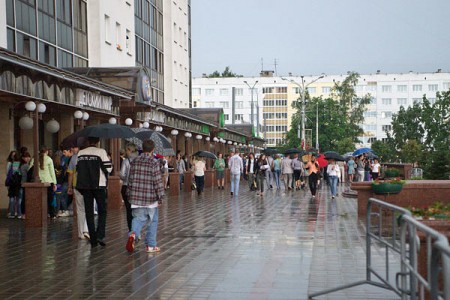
top-left (67, 140), bottom-right (89, 240)
top-left (126, 140), bottom-right (164, 253)
top-left (327, 159), bottom-right (340, 199)
top-left (193, 157), bottom-right (206, 195)
top-left (256, 154), bottom-right (269, 196)
top-left (292, 154), bottom-right (304, 190)
top-left (305, 155), bottom-right (320, 198)
top-left (245, 153), bottom-right (257, 191)
top-left (281, 154), bottom-right (293, 190)
top-left (272, 155), bottom-right (282, 189)
top-left (265, 154), bottom-right (274, 189)
top-left (120, 143), bottom-right (138, 232)
top-left (228, 149), bottom-right (243, 196)
top-left (356, 156), bottom-right (365, 182)
top-left (175, 153), bottom-right (186, 191)
top-left (76, 137), bottom-right (112, 248)
top-left (213, 152), bottom-right (225, 189)
top-left (347, 156), bottom-right (355, 182)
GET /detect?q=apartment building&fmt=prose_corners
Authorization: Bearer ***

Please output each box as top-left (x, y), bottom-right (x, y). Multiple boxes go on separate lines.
top-left (193, 71), bottom-right (450, 147)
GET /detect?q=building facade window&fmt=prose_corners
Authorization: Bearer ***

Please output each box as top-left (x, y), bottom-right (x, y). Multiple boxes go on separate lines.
top-left (6, 0), bottom-right (87, 67)
top-left (219, 101), bottom-right (229, 108)
top-left (219, 88), bottom-right (228, 96)
top-left (428, 84), bottom-right (438, 92)
top-left (235, 101), bottom-right (243, 109)
top-left (381, 98), bottom-right (392, 105)
top-left (235, 88), bottom-right (243, 96)
top-left (382, 125), bottom-right (392, 131)
top-left (412, 84), bottom-right (422, 92)
top-left (307, 87), bottom-right (316, 94)
top-left (205, 89), bottom-right (214, 96)
top-left (322, 86), bottom-right (331, 93)
top-left (381, 112), bottom-right (392, 118)
top-left (413, 98), bottom-right (422, 104)
top-left (381, 85), bottom-right (392, 92)
top-left (443, 82), bottom-right (450, 90)
top-left (397, 98), bottom-right (407, 105)
top-left (397, 85), bottom-right (407, 92)
top-left (234, 114), bottom-right (243, 121)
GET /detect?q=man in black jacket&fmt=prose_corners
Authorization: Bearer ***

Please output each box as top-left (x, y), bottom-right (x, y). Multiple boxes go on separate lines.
top-left (77, 137), bottom-right (112, 247)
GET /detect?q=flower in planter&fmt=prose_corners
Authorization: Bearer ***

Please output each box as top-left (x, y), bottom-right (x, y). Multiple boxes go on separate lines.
top-left (372, 177), bottom-right (406, 185)
top-left (408, 202), bottom-right (450, 220)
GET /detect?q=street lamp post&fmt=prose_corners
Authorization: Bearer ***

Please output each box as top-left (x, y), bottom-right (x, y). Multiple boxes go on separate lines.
top-left (281, 75), bottom-right (324, 150)
top-left (243, 80), bottom-right (258, 135)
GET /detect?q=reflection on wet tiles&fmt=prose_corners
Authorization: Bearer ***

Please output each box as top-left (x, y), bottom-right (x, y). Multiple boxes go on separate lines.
top-left (0, 182), bottom-right (400, 299)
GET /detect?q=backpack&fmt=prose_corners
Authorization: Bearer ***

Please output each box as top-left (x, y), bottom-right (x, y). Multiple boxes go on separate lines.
top-left (5, 165), bottom-right (14, 186)
top-left (27, 166), bottom-right (34, 182)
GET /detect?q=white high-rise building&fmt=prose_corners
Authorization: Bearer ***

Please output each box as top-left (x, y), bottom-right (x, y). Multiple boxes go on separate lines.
top-left (193, 71), bottom-right (450, 148)
top-left (163, 0), bottom-right (191, 108)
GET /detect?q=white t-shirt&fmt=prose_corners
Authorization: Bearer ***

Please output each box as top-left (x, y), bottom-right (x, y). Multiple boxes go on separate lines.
top-left (194, 160), bottom-right (206, 176)
top-left (372, 163), bottom-right (381, 173)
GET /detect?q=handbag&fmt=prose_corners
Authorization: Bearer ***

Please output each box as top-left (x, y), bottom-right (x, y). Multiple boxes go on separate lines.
top-left (191, 182), bottom-right (197, 190)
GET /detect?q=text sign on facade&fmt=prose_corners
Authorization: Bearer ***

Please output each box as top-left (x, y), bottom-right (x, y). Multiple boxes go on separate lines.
top-left (76, 89), bottom-right (112, 112)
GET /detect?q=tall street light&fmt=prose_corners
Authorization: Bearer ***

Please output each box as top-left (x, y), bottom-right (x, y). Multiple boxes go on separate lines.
top-left (281, 75), bottom-right (324, 150)
top-left (243, 80), bottom-right (258, 135)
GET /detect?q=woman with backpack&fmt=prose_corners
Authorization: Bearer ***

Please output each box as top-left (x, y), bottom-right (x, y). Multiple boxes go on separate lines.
top-left (18, 152), bottom-right (31, 219)
top-left (6, 152), bottom-right (21, 218)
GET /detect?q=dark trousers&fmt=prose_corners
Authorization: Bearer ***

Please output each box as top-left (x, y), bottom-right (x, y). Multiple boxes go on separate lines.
top-left (195, 175), bottom-right (204, 194)
top-left (121, 185), bottom-right (132, 231)
top-left (309, 172), bottom-right (318, 196)
top-left (79, 188), bottom-right (107, 245)
top-left (47, 185), bottom-right (55, 218)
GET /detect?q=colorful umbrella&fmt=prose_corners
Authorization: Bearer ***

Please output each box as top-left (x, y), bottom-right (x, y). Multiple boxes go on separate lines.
top-left (316, 154), bottom-right (328, 168)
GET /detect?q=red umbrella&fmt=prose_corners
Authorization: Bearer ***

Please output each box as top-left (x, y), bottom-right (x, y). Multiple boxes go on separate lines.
top-left (316, 154), bottom-right (328, 168)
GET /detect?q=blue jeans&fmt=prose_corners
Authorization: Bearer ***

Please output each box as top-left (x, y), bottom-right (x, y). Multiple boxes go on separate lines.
top-left (329, 175), bottom-right (338, 197)
top-left (273, 170), bottom-right (281, 189)
top-left (230, 173), bottom-right (240, 195)
top-left (131, 207), bottom-right (159, 247)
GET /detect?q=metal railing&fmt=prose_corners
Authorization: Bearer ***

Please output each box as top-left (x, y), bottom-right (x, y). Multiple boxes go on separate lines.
top-left (309, 197), bottom-right (450, 299)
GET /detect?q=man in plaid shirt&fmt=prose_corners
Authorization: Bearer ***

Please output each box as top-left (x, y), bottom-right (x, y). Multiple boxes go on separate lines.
top-left (126, 140), bottom-right (165, 253)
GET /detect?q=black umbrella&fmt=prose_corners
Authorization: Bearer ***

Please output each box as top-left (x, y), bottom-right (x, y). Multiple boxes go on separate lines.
top-left (324, 151), bottom-right (346, 161)
top-left (263, 148), bottom-right (278, 156)
top-left (192, 150), bottom-right (217, 159)
top-left (78, 123), bottom-right (136, 139)
top-left (60, 132), bottom-right (88, 149)
top-left (284, 148), bottom-right (304, 155)
top-left (127, 128), bottom-right (175, 156)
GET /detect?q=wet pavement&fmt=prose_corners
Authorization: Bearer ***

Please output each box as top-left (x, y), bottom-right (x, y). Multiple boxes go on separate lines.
top-left (0, 182), bottom-right (400, 299)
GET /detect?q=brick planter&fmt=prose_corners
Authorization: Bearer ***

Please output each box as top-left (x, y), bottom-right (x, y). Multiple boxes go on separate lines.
top-left (352, 180), bottom-right (450, 220)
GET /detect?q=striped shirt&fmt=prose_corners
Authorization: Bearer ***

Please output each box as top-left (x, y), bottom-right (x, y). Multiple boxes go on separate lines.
top-left (128, 153), bottom-right (165, 207)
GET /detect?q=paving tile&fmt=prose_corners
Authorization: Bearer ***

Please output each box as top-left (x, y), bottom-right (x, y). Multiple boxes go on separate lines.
top-left (0, 182), bottom-right (403, 299)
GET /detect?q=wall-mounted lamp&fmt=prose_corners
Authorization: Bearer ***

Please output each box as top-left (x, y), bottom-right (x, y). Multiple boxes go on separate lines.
top-left (109, 117), bottom-right (117, 125)
top-left (213, 137), bottom-right (219, 142)
top-left (205, 137), bottom-right (210, 141)
top-left (196, 134), bottom-right (202, 140)
top-left (171, 129), bottom-right (179, 136)
top-left (143, 121), bottom-right (150, 129)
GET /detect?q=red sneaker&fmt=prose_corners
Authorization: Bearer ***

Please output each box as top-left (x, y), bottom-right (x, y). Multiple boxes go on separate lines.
top-left (126, 232), bottom-right (136, 253)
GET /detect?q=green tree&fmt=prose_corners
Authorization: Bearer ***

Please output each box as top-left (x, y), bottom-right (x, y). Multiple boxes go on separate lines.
top-left (400, 139), bottom-right (422, 167)
top-left (285, 72), bottom-right (370, 152)
top-left (207, 67), bottom-right (242, 78)
top-left (389, 90), bottom-right (450, 178)
top-left (371, 140), bottom-right (395, 162)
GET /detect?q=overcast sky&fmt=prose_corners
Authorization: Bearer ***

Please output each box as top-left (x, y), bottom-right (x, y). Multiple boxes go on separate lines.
top-left (191, 0), bottom-right (450, 77)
